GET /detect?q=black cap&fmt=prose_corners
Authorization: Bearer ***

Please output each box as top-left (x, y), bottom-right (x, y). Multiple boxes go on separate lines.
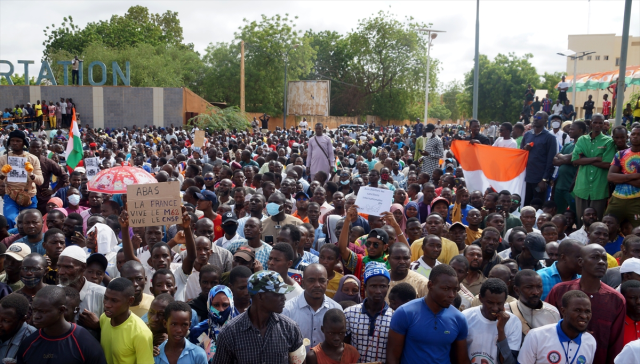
top-left (524, 233), bottom-right (549, 260)
top-left (87, 253), bottom-right (108, 271)
top-left (550, 114), bottom-right (563, 121)
top-left (367, 228), bottom-right (389, 245)
top-left (221, 212), bottom-right (238, 224)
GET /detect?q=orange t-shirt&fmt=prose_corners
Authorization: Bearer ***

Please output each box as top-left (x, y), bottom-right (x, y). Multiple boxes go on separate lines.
top-left (310, 343), bottom-right (360, 364)
top-left (292, 212), bottom-right (310, 223)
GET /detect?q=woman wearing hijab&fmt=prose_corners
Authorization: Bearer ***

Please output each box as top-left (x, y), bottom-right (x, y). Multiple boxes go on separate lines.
top-left (332, 275), bottom-right (362, 304)
top-left (404, 201), bottom-right (420, 221)
top-left (42, 197), bottom-right (64, 233)
top-left (189, 285), bottom-right (238, 363)
top-left (390, 203), bottom-right (407, 232)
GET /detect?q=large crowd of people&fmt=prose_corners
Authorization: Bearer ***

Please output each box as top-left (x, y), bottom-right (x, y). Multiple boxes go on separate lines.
top-left (1, 107), bottom-right (640, 364)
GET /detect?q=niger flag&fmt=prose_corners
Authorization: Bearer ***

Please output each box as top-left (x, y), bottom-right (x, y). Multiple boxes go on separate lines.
top-left (451, 140), bottom-right (528, 196)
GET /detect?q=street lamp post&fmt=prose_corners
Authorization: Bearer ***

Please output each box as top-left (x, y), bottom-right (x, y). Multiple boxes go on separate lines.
top-left (557, 50), bottom-right (595, 109)
top-left (417, 29), bottom-right (445, 124)
top-left (283, 44), bottom-right (300, 129)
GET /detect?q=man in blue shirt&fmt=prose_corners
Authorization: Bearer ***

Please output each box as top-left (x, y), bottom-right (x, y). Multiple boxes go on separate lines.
top-left (521, 111), bottom-right (558, 206)
top-left (538, 239), bottom-right (582, 300)
top-left (387, 264), bottom-right (469, 364)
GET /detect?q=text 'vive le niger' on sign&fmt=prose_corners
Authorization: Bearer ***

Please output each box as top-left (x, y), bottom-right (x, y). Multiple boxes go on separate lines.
top-left (127, 181), bottom-right (182, 227)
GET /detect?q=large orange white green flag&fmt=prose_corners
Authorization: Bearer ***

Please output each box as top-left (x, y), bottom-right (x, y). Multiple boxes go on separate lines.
top-left (64, 107), bottom-right (83, 169)
top-left (450, 140), bottom-right (528, 196)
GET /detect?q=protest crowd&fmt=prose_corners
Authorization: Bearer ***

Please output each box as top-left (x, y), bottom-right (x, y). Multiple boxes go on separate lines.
top-left (4, 99), bottom-right (640, 364)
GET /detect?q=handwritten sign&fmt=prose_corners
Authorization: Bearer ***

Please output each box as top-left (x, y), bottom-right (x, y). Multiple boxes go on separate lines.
top-left (126, 181), bottom-right (182, 227)
top-left (194, 130), bottom-right (205, 148)
top-left (84, 157), bottom-right (101, 181)
top-left (7, 156), bottom-right (27, 183)
top-left (354, 186), bottom-right (393, 217)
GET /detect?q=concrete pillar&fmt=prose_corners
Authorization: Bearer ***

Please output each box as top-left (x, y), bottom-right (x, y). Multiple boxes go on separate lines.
top-left (153, 88), bottom-right (164, 127)
top-left (93, 87), bottom-right (104, 129)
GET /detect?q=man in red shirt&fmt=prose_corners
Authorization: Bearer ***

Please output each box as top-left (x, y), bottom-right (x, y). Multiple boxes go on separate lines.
top-left (622, 280), bottom-right (640, 346)
top-left (546, 244), bottom-right (625, 364)
top-left (603, 94), bottom-right (612, 120)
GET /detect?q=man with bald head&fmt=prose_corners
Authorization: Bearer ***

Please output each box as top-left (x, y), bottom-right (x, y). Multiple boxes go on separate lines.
top-left (521, 111), bottom-right (558, 206)
top-left (470, 264), bottom-right (517, 306)
top-left (120, 260), bottom-right (154, 318)
top-left (546, 244), bottom-right (625, 364)
top-left (16, 209), bottom-right (46, 254)
top-left (586, 222), bottom-right (619, 268)
top-left (193, 220), bottom-right (232, 273)
top-left (282, 263), bottom-right (341, 351)
top-left (538, 239), bottom-right (583, 300)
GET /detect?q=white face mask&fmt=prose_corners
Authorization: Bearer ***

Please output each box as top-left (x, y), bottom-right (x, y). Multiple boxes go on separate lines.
top-left (552, 122), bottom-right (561, 129)
top-left (68, 194), bottom-right (80, 206)
top-left (426, 133), bottom-right (433, 139)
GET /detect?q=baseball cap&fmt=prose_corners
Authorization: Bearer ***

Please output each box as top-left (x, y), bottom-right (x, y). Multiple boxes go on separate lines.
top-left (59, 245), bottom-right (87, 264)
top-left (367, 228), bottom-right (389, 245)
top-left (3, 243), bottom-right (31, 261)
top-left (295, 191), bottom-right (309, 199)
top-left (247, 270), bottom-right (294, 295)
top-left (523, 232), bottom-right (549, 260)
top-left (221, 212), bottom-right (238, 225)
top-left (620, 257), bottom-right (640, 275)
top-left (195, 190), bottom-right (218, 205)
top-left (450, 222), bottom-right (467, 230)
top-left (234, 246), bottom-right (256, 262)
top-left (550, 114), bottom-right (563, 121)
top-left (87, 253), bottom-right (108, 271)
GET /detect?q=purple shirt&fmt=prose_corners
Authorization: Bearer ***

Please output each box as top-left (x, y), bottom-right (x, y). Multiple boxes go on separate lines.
top-left (306, 134), bottom-right (334, 179)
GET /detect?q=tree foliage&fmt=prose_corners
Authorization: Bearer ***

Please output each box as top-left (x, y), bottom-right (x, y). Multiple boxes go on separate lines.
top-left (539, 71), bottom-right (563, 102)
top-left (441, 80), bottom-right (463, 121)
top-left (428, 101), bottom-right (452, 120)
top-left (42, 6), bottom-right (189, 61)
top-left (188, 105), bottom-right (251, 132)
top-left (0, 74), bottom-right (36, 86)
top-left (457, 53), bottom-right (540, 122)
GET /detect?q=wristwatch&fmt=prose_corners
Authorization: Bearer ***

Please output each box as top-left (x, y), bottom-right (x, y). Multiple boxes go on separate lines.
top-left (542, 179), bottom-right (548, 182)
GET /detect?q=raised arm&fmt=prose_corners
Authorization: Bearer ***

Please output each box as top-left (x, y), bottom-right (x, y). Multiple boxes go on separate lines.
top-left (180, 206), bottom-right (196, 275)
top-left (339, 206), bottom-right (359, 262)
top-left (381, 211), bottom-right (409, 247)
top-left (118, 209), bottom-right (140, 263)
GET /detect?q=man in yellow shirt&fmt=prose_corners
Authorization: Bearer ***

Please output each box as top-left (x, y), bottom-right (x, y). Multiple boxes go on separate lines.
top-left (34, 100), bottom-right (42, 129)
top-left (100, 278), bottom-right (154, 364)
top-left (410, 213), bottom-right (459, 264)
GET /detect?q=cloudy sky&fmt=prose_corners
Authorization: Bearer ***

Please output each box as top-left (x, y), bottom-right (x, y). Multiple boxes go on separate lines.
top-left (1, 0), bottom-right (639, 88)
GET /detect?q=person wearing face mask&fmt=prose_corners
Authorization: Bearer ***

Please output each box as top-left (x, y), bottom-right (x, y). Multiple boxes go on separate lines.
top-left (213, 212), bottom-right (241, 249)
top-left (14, 253), bottom-right (48, 324)
top-left (550, 115), bottom-right (570, 149)
top-left (261, 192), bottom-right (303, 244)
top-left (65, 187), bottom-right (88, 215)
top-left (188, 285), bottom-right (237, 360)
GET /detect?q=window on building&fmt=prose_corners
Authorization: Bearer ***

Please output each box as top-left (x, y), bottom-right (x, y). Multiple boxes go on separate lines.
top-left (595, 55), bottom-right (601, 60)
top-left (604, 56), bottom-right (609, 60)
top-left (579, 56), bottom-right (584, 60)
top-left (587, 56), bottom-right (592, 60)
top-left (616, 57), bottom-right (620, 66)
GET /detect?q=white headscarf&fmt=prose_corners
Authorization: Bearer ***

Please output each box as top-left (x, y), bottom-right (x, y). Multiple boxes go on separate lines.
top-left (87, 223), bottom-right (119, 254)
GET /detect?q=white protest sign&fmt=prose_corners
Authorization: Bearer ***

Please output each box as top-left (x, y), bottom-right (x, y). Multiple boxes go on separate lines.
top-left (354, 186), bottom-right (393, 217)
top-left (194, 130), bottom-right (205, 148)
top-left (84, 157), bottom-right (101, 181)
top-left (126, 181), bottom-right (182, 227)
top-left (7, 156), bottom-right (27, 183)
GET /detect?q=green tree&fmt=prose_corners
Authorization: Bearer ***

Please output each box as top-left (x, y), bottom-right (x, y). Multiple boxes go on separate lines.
top-left (428, 101), bottom-right (452, 120)
top-left (539, 71), bottom-right (563, 102)
top-left (201, 14), bottom-right (316, 116)
top-left (441, 80), bottom-right (463, 120)
top-left (188, 105), bottom-right (251, 132)
top-left (457, 53), bottom-right (540, 122)
top-left (42, 6), bottom-right (190, 61)
top-left (47, 42), bottom-right (204, 88)
top-left (0, 74), bottom-right (36, 85)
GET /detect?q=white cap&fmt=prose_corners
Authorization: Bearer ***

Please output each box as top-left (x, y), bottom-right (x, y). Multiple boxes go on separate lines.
top-left (75, 167), bottom-right (86, 173)
top-left (59, 245), bottom-right (87, 263)
top-left (620, 257), bottom-right (640, 274)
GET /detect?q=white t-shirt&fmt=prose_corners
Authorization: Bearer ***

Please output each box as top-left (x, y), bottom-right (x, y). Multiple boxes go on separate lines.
top-left (493, 137), bottom-right (518, 149)
top-left (552, 104), bottom-right (564, 115)
top-left (462, 306), bottom-right (522, 364)
top-left (518, 323), bottom-right (596, 364)
top-left (285, 281), bottom-right (304, 301)
top-left (557, 81), bottom-right (571, 91)
top-left (299, 121), bottom-right (308, 131)
top-left (552, 129), bottom-right (570, 148)
top-left (615, 339), bottom-right (640, 363)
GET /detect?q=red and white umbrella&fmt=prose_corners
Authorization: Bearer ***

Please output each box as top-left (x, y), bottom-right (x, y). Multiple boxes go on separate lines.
top-left (87, 166), bottom-right (157, 194)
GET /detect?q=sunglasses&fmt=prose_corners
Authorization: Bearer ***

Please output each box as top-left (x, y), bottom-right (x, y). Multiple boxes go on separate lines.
top-left (365, 241), bottom-right (381, 249)
top-left (296, 197), bottom-right (309, 201)
top-left (204, 177), bottom-right (214, 181)
top-left (533, 115), bottom-right (544, 120)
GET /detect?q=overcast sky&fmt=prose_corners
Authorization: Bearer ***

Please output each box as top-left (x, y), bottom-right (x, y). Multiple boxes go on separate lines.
top-left (1, 0), bottom-right (639, 88)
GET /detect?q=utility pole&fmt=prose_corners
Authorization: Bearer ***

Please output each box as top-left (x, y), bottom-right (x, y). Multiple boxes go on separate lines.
top-left (615, 0), bottom-right (632, 126)
top-left (472, 0), bottom-right (480, 120)
top-left (417, 28), bottom-right (445, 124)
top-left (240, 41), bottom-right (245, 113)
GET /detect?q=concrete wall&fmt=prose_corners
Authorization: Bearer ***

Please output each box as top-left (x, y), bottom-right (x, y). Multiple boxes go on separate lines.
top-left (0, 85), bottom-right (183, 129)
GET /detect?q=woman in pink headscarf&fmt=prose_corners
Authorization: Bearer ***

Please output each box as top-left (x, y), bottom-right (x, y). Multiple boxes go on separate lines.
top-left (42, 197), bottom-right (64, 232)
top-left (390, 203), bottom-right (407, 233)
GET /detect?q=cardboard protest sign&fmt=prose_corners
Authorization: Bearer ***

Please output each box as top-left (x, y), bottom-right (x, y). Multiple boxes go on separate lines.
top-left (126, 181), bottom-right (182, 227)
top-left (194, 130), bottom-right (205, 147)
top-left (84, 157), bottom-right (101, 181)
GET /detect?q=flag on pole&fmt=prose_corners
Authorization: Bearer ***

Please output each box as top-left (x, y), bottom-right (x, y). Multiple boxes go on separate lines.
top-left (450, 140), bottom-right (528, 196)
top-left (65, 107), bottom-right (83, 169)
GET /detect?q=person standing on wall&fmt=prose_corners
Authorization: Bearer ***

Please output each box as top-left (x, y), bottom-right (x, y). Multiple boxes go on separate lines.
top-left (72, 56), bottom-right (82, 85)
top-left (306, 123), bottom-right (334, 181)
